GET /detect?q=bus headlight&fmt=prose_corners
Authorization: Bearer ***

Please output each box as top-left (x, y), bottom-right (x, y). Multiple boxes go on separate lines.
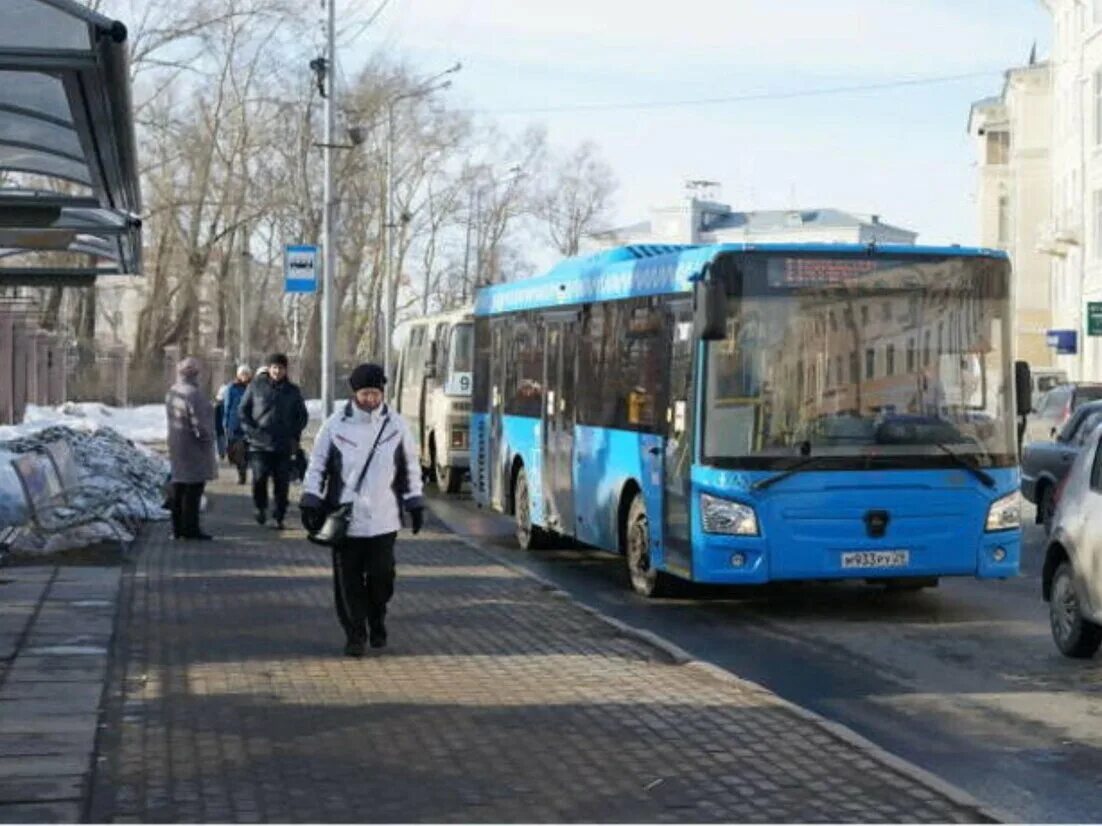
top-left (701, 494), bottom-right (759, 536)
top-left (985, 492), bottom-right (1021, 532)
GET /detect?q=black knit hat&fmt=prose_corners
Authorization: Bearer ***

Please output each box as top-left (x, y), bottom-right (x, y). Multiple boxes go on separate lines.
top-left (267, 352), bottom-right (289, 368)
top-left (349, 363), bottom-right (386, 392)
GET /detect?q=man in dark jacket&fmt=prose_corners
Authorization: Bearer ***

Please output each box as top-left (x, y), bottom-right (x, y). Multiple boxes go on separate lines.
top-left (239, 353), bottom-right (308, 529)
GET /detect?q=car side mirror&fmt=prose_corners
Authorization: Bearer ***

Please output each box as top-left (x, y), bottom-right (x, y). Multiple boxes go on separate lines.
top-left (1015, 360), bottom-right (1032, 417)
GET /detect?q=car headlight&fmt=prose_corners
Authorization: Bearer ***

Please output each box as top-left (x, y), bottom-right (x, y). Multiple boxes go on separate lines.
top-left (700, 493), bottom-right (759, 536)
top-left (985, 491), bottom-right (1021, 532)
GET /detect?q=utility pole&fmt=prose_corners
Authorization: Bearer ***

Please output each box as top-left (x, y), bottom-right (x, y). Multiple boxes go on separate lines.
top-left (320, 0), bottom-right (337, 415)
top-left (239, 222), bottom-right (250, 364)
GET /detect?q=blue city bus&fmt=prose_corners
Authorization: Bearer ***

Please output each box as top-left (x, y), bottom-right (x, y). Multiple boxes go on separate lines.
top-left (470, 243), bottom-right (1022, 596)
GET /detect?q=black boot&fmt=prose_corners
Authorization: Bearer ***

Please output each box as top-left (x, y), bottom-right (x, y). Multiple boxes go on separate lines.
top-left (369, 626), bottom-right (387, 649)
top-left (344, 639), bottom-right (365, 657)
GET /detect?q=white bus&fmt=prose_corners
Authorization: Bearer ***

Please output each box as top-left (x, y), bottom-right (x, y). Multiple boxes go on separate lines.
top-left (393, 308), bottom-right (474, 493)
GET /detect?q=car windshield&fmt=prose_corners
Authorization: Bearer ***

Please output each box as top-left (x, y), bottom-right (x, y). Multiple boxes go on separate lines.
top-left (702, 253), bottom-right (1016, 470)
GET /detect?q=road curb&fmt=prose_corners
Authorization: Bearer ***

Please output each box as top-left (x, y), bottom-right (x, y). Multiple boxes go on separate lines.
top-left (427, 504), bottom-right (1011, 824)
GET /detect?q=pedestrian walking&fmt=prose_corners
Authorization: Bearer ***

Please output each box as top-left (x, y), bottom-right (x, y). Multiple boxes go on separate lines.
top-left (299, 363), bottom-right (425, 657)
top-left (222, 364), bottom-right (253, 485)
top-left (239, 353), bottom-right (308, 530)
top-left (213, 384), bottom-right (227, 461)
top-left (165, 357), bottom-right (217, 541)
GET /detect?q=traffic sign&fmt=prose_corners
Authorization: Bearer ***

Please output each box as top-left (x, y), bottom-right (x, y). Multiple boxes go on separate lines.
top-left (284, 244), bottom-right (318, 293)
top-left (1089, 302), bottom-right (1102, 336)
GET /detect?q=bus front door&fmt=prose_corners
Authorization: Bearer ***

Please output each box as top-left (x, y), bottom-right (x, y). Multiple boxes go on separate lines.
top-left (543, 318), bottom-right (577, 536)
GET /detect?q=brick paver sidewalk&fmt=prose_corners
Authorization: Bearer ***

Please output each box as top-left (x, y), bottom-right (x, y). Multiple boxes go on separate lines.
top-left (90, 474), bottom-right (993, 823)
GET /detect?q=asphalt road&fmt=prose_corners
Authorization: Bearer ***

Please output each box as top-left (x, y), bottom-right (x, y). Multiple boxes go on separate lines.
top-left (427, 490), bottom-right (1102, 823)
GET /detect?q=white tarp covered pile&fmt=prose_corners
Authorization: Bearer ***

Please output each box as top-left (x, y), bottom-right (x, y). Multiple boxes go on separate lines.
top-left (0, 406), bottom-right (170, 554)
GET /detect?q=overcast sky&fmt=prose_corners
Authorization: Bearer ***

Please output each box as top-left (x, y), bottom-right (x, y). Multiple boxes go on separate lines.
top-left (357, 0), bottom-right (1050, 247)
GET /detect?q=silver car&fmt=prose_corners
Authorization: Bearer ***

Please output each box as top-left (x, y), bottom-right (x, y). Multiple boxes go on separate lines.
top-left (1042, 426), bottom-right (1102, 658)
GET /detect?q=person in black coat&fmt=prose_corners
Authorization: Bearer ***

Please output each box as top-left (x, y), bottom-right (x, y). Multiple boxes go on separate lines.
top-left (238, 353), bottom-right (309, 529)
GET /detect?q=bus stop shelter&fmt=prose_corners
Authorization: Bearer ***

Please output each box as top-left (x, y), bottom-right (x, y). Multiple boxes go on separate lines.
top-left (0, 0), bottom-right (141, 421)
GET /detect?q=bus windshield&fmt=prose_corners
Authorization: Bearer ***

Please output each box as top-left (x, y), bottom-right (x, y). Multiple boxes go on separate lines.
top-left (702, 253), bottom-right (1016, 470)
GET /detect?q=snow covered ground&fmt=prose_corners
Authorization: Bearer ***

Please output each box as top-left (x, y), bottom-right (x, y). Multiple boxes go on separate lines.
top-left (1, 404), bottom-right (170, 553)
top-left (13, 402), bottom-right (168, 444)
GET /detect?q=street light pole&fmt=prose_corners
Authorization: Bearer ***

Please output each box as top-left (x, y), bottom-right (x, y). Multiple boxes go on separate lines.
top-left (320, 0), bottom-right (337, 415)
top-left (379, 62), bottom-right (461, 380)
top-left (239, 222), bottom-right (250, 364)
top-left (383, 102), bottom-right (395, 382)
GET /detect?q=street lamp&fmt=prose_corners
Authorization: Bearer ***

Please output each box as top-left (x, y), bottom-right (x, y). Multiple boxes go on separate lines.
top-left (382, 62), bottom-right (461, 382)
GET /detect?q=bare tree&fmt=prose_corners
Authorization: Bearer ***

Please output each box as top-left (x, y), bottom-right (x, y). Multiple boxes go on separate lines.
top-left (538, 141), bottom-right (617, 257)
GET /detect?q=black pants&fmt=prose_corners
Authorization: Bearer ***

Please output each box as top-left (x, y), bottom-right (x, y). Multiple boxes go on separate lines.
top-left (170, 482), bottom-right (205, 538)
top-left (332, 533), bottom-right (397, 643)
top-left (250, 451), bottom-right (291, 519)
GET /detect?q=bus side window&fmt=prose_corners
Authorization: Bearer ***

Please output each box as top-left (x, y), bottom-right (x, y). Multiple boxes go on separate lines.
top-left (436, 323), bottom-right (450, 380)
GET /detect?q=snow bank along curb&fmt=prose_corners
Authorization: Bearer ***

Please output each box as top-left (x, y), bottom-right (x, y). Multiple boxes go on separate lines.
top-left (428, 507), bottom-right (1008, 824)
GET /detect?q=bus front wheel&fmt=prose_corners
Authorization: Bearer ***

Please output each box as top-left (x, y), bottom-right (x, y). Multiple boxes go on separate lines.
top-left (625, 493), bottom-right (674, 598)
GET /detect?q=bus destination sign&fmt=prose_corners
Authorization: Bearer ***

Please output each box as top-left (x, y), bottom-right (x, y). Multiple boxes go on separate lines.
top-left (767, 257), bottom-right (879, 287)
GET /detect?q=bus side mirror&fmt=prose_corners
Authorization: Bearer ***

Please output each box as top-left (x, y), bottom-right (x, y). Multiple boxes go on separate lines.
top-left (694, 279), bottom-right (727, 341)
top-left (1015, 360), bottom-right (1032, 417)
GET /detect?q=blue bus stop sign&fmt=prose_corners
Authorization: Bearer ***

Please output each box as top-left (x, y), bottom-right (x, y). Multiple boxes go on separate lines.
top-left (284, 245), bottom-right (318, 293)
top-left (1046, 329), bottom-right (1077, 354)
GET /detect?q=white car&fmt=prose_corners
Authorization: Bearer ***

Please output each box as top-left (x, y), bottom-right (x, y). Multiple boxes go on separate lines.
top-left (1043, 425), bottom-right (1102, 658)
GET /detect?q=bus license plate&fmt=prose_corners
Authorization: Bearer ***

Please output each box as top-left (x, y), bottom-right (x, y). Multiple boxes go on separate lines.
top-left (841, 550), bottom-right (909, 569)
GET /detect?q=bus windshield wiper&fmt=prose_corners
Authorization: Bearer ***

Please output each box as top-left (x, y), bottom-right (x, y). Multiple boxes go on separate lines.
top-left (751, 455), bottom-right (831, 491)
top-left (933, 443), bottom-right (995, 488)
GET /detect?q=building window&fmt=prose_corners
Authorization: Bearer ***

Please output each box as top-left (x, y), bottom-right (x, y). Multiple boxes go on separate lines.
top-left (860, 305), bottom-right (869, 326)
top-left (886, 344), bottom-right (895, 377)
top-left (865, 348), bottom-right (875, 380)
top-left (986, 131), bottom-right (1009, 165)
top-left (1095, 70), bottom-right (1102, 146)
top-left (997, 194), bottom-right (1010, 246)
top-left (907, 338), bottom-right (916, 372)
top-left (924, 330), bottom-right (932, 366)
top-left (849, 352), bottom-right (859, 384)
top-left (835, 356), bottom-right (843, 388)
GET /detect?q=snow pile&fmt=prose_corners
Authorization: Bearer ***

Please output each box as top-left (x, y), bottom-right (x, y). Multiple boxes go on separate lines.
top-left (307, 399), bottom-right (324, 421)
top-left (19, 402), bottom-right (168, 444)
top-left (0, 418), bottom-right (169, 553)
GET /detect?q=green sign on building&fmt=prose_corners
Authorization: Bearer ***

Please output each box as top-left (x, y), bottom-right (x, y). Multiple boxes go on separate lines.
top-left (1090, 302), bottom-right (1102, 336)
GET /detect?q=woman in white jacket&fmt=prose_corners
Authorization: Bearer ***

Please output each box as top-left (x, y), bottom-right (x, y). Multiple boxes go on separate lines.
top-left (300, 363), bottom-right (425, 657)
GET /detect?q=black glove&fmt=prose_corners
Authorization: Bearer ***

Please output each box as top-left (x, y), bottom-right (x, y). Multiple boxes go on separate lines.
top-left (409, 506), bottom-right (424, 535)
top-left (299, 493), bottom-right (325, 534)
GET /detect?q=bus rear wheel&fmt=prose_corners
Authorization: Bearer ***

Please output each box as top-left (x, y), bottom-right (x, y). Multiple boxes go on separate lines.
top-left (514, 467), bottom-right (548, 550)
top-left (625, 493), bottom-right (674, 598)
